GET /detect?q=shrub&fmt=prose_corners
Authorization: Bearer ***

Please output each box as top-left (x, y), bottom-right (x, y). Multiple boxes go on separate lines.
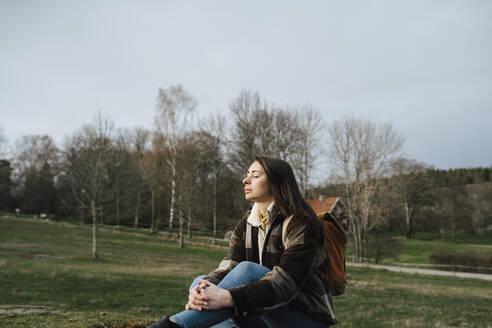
top-left (429, 248), bottom-right (492, 273)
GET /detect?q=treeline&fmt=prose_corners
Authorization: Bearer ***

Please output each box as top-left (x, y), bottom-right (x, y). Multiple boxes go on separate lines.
top-left (0, 87), bottom-right (324, 249)
top-left (316, 162), bottom-right (492, 240)
top-left (1, 87), bottom-right (490, 260)
top-left (427, 167), bottom-right (491, 187)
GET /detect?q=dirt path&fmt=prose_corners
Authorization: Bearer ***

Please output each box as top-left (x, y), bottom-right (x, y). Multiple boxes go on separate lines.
top-left (0, 305), bottom-right (69, 315)
top-left (347, 262), bottom-right (492, 281)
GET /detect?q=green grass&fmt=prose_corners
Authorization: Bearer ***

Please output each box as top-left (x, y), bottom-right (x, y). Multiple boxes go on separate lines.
top-left (410, 231), bottom-right (492, 245)
top-left (343, 230), bottom-right (492, 267)
top-left (0, 216), bottom-right (226, 327)
top-left (381, 233), bottom-right (492, 266)
top-left (1, 215), bottom-right (492, 328)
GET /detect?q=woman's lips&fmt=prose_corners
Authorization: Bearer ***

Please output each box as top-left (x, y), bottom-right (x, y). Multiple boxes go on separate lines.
top-left (244, 189), bottom-right (252, 193)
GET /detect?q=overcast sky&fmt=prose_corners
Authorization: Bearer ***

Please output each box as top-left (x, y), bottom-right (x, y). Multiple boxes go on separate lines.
top-left (1, 0), bottom-right (491, 182)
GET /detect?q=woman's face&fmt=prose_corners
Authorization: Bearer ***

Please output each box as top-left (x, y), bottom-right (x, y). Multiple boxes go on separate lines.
top-left (242, 161), bottom-right (273, 202)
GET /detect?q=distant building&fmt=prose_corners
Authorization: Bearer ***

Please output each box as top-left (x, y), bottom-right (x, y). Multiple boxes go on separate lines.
top-left (306, 195), bottom-right (349, 231)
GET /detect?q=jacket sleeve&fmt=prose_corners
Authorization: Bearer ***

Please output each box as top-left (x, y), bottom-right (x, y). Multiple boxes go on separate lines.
top-left (226, 217), bottom-right (325, 317)
top-left (202, 217), bottom-right (247, 285)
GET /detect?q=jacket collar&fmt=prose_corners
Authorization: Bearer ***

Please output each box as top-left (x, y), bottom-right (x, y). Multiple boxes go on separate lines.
top-left (246, 201), bottom-right (281, 228)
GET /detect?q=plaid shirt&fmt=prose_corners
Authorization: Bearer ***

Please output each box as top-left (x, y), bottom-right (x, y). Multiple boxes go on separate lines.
top-left (203, 203), bottom-right (338, 325)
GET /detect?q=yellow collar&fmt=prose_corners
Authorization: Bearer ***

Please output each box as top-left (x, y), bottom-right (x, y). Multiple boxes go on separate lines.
top-left (246, 201), bottom-right (276, 230)
top-left (258, 208), bottom-right (268, 230)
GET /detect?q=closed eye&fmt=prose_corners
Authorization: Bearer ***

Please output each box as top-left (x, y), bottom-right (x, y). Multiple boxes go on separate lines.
top-left (244, 175), bottom-right (260, 179)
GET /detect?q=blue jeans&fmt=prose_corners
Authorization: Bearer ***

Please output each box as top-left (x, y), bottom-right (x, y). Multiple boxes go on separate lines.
top-left (170, 261), bottom-right (330, 328)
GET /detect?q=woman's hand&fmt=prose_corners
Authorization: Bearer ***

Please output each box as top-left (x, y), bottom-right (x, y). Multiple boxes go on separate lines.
top-left (196, 279), bottom-right (235, 310)
top-left (185, 283), bottom-right (208, 311)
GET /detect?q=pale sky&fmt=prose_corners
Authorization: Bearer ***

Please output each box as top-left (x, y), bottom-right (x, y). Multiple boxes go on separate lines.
top-left (1, 0), bottom-right (491, 182)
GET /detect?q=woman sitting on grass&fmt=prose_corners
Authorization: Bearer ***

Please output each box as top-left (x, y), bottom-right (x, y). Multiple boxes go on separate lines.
top-left (147, 155), bottom-right (337, 328)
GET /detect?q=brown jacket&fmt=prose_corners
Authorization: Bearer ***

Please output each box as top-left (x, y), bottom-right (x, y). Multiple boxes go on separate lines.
top-left (203, 203), bottom-right (337, 325)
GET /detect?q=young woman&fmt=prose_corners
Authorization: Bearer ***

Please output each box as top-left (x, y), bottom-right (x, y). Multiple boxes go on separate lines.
top-left (147, 155), bottom-right (337, 328)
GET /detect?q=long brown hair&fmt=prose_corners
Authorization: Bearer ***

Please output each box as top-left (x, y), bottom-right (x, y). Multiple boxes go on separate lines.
top-left (254, 155), bottom-right (325, 245)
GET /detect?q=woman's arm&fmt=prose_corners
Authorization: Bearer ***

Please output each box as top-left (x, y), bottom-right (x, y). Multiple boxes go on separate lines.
top-left (226, 217), bottom-right (325, 317)
top-left (202, 217), bottom-right (247, 285)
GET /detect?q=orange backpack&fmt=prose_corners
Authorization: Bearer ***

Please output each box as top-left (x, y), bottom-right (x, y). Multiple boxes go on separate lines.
top-left (317, 211), bottom-right (348, 296)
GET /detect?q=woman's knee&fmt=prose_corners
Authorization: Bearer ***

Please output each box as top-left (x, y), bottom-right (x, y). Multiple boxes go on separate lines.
top-left (217, 261), bottom-right (271, 288)
top-left (233, 261), bottom-right (265, 275)
top-left (189, 274), bottom-right (207, 289)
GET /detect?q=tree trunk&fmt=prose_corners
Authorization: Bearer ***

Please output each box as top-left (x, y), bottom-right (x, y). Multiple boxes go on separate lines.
top-left (404, 201), bottom-right (414, 239)
top-left (150, 189), bottom-right (155, 233)
top-left (357, 222), bottom-right (363, 262)
top-left (301, 146), bottom-right (308, 197)
top-left (350, 218), bottom-right (359, 262)
top-left (179, 209), bottom-right (184, 248)
top-left (212, 176), bottom-right (217, 245)
top-left (351, 218), bottom-right (363, 262)
top-left (359, 227), bottom-right (365, 261)
top-left (187, 206), bottom-right (192, 238)
top-left (91, 200), bottom-right (98, 259)
top-left (451, 217), bottom-right (456, 242)
top-left (116, 182), bottom-right (120, 226)
top-left (169, 159), bottom-right (176, 229)
top-left (134, 190), bottom-right (141, 227)
top-left (80, 203), bottom-right (84, 224)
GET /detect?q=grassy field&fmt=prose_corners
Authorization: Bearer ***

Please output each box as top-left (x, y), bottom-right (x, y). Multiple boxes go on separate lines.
top-left (1, 216), bottom-right (492, 328)
top-left (341, 231), bottom-right (492, 267)
top-left (375, 233), bottom-right (492, 267)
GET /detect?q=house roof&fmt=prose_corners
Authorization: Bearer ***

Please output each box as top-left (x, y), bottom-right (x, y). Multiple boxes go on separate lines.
top-left (306, 197), bottom-right (339, 214)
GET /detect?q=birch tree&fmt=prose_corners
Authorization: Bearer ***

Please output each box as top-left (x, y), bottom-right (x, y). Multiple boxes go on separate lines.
top-left (154, 85), bottom-right (197, 229)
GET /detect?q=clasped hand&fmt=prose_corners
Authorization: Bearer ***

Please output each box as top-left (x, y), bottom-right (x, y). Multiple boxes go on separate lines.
top-left (185, 279), bottom-right (234, 311)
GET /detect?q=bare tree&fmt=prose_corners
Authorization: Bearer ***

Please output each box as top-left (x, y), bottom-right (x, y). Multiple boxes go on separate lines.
top-left (175, 132), bottom-right (201, 248)
top-left (61, 111), bottom-right (114, 259)
top-left (326, 117), bottom-right (405, 262)
top-left (141, 133), bottom-right (166, 233)
top-left (226, 90), bottom-right (268, 174)
top-left (14, 135), bottom-right (59, 177)
top-left (111, 130), bottom-right (130, 226)
top-left (270, 108), bottom-right (300, 161)
top-left (13, 135), bottom-right (60, 214)
top-left (227, 90), bottom-right (320, 182)
top-left (129, 127), bottom-right (151, 227)
top-left (154, 85), bottom-right (197, 229)
top-left (390, 158), bottom-right (434, 238)
top-left (0, 125), bottom-right (8, 159)
top-left (290, 105), bottom-right (325, 197)
top-left (227, 90), bottom-right (325, 213)
top-left (197, 112), bottom-right (227, 243)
